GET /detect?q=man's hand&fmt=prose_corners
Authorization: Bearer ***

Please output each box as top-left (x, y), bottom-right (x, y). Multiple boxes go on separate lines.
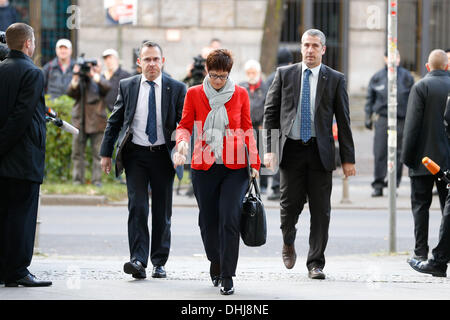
top-left (101, 157), bottom-right (112, 175)
top-left (365, 114), bottom-right (373, 130)
top-left (264, 153), bottom-right (277, 171)
top-left (251, 168), bottom-right (259, 179)
top-left (342, 163), bottom-right (356, 178)
top-left (72, 64), bottom-right (80, 85)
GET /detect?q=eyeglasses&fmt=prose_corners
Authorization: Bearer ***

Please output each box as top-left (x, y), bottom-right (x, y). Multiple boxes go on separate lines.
top-left (209, 73), bottom-right (229, 81)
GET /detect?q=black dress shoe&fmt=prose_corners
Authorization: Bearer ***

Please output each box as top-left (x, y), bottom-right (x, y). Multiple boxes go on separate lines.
top-left (210, 262), bottom-right (221, 287)
top-left (408, 259), bottom-right (447, 277)
top-left (371, 188), bottom-right (383, 197)
top-left (152, 266), bottom-right (167, 278)
top-left (5, 274), bottom-right (52, 287)
top-left (407, 255), bottom-right (427, 263)
top-left (308, 267), bottom-right (326, 280)
top-left (220, 277), bottom-right (234, 295)
top-left (124, 260), bottom-right (146, 279)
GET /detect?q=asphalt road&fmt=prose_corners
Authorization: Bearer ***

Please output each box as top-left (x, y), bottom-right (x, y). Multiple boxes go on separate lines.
top-left (37, 205), bottom-right (442, 259)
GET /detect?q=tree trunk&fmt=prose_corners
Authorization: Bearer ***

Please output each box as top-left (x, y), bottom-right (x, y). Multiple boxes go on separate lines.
top-left (260, 0), bottom-right (286, 75)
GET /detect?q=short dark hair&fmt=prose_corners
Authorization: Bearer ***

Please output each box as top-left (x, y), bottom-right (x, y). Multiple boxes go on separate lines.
top-left (139, 41), bottom-right (163, 57)
top-left (6, 23), bottom-right (34, 51)
top-left (445, 48), bottom-right (450, 53)
top-left (206, 49), bottom-right (233, 73)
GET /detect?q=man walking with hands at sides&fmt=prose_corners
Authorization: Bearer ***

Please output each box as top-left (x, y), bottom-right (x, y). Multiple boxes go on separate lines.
top-left (0, 23), bottom-right (52, 287)
top-left (263, 29), bottom-right (356, 280)
top-left (402, 49), bottom-right (450, 264)
top-left (100, 41), bottom-right (186, 280)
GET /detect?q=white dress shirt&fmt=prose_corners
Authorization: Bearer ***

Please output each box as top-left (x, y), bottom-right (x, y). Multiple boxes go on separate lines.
top-left (131, 74), bottom-right (165, 146)
top-left (288, 63), bottom-right (322, 140)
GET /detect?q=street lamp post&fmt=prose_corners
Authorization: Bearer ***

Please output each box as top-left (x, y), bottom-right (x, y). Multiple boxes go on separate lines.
top-left (387, 0), bottom-right (398, 253)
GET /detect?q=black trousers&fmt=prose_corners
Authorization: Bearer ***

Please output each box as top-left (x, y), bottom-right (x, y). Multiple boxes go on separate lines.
top-left (410, 175), bottom-right (447, 257)
top-left (279, 138), bottom-right (332, 271)
top-left (123, 143), bottom-right (175, 268)
top-left (372, 116), bottom-right (404, 189)
top-left (0, 177), bottom-right (40, 282)
top-left (430, 189), bottom-right (450, 270)
top-left (192, 164), bottom-right (248, 278)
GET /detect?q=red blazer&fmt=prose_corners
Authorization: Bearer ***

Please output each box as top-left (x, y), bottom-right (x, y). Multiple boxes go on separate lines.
top-left (176, 84), bottom-right (261, 171)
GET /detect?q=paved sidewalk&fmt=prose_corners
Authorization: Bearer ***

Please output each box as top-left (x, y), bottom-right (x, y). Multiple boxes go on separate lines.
top-left (0, 254), bottom-right (448, 300)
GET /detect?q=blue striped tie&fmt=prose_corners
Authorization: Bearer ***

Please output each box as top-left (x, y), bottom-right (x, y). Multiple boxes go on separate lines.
top-left (146, 81), bottom-right (157, 144)
top-left (300, 69), bottom-right (312, 142)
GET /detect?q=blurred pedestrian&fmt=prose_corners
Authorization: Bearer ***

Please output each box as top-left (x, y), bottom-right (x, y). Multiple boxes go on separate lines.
top-left (100, 41), bottom-right (186, 280)
top-left (173, 49), bottom-right (260, 295)
top-left (264, 29), bottom-right (356, 280)
top-left (102, 48), bottom-right (131, 112)
top-left (42, 39), bottom-right (75, 98)
top-left (402, 49), bottom-right (450, 263)
top-left (0, 0), bottom-right (17, 31)
top-left (67, 59), bottom-right (111, 187)
top-left (0, 23), bottom-right (52, 287)
top-left (266, 48), bottom-right (294, 201)
top-left (365, 51), bottom-right (414, 197)
top-left (240, 59), bottom-right (269, 193)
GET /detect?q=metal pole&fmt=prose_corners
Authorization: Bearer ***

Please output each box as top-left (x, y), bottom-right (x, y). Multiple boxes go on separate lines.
top-left (387, 0), bottom-right (398, 253)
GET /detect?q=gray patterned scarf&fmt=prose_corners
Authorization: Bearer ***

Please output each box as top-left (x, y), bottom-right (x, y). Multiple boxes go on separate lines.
top-left (202, 75), bottom-right (236, 158)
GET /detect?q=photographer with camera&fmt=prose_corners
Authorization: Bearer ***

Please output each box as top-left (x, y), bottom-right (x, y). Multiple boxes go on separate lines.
top-left (67, 56), bottom-right (111, 187)
top-left (0, 30), bottom-right (9, 61)
top-left (0, 23), bottom-right (52, 287)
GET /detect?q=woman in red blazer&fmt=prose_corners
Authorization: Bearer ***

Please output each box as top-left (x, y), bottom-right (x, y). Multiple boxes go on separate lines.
top-left (173, 49), bottom-right (260, 295)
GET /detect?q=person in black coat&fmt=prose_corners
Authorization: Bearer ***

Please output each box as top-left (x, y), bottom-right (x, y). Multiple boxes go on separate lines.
top-left (264, 29), bottom-right (356, 280)
top-left (100, 41), bottom-right (186, 280)
top-left (409, 95), bottom-right (450, 278)
top-left (0, 23), bottom-right (52, 287)
top-left (0, 0), bottom-right (17, 31)
top-left (364, 52), bottom-right (415, 197)
top-left (401, 49), bottom-right (450, 263)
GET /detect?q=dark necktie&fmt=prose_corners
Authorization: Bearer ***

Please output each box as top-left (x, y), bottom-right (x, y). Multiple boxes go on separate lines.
top-left (300, 69), bottom-right (312, 142)
top-left (146, 81), bottom-right (157, 144)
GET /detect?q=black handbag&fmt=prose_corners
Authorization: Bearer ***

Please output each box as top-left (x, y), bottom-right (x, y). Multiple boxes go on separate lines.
top-left (240, 145), bottom-right (267, 247)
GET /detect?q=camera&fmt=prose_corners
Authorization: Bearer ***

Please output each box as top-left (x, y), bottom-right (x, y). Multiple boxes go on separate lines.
top-left (0, 31), bottom-right (9, 62)
top-left (192, 55), bottom-right (206, 78)
top-left (75, 53), bottom-right (98, 77)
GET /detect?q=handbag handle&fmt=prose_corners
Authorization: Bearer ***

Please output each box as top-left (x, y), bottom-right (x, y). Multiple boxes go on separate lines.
top-left (244, 143), bottom-right (261, 198)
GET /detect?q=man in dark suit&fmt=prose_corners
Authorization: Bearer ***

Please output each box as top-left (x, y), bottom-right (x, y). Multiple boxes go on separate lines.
top-left (264, 29), bottom-right (356, 280)
top-left (401, 49), bottom-right (450, 263)
top-left (409, 95), bottom-right (450, 278)
top-left (100, 41), bottom-right (186, 280)
top-left (0, 23), bottom-right (52, 287)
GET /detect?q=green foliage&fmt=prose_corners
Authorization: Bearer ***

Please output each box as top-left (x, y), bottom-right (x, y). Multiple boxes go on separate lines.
top-left (44, 95), bottom-right (76, 182)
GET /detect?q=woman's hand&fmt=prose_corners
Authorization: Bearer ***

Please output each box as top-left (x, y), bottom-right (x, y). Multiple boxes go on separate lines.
top-left (251, 168), bottom-right (259, 179)
top-left (173, 141), bottom-right (189, 168)
top-left (173, 152), bottom-right (186, 168)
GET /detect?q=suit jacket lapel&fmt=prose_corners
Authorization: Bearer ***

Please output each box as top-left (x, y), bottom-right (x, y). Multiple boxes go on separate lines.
top-left (128, 75), bottom-right (141, 122)
top-left (161, 75), bottom-right (171, 127)
top-left (314, 64), bottom-right (328, 115)
top-left (292, 63), bottom-right (303, 113)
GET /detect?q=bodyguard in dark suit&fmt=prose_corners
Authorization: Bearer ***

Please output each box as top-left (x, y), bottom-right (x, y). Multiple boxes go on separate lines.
top-left (100, 41), bottom-right (186, 279)
top-left (0, 23), bottom-right (52, 287)
top-left (401, 49), bottom-right (450, 263)
top-left (264, 29), bottom-right (356, 280)
top-left (409, 95), bottom-right (450, 278)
